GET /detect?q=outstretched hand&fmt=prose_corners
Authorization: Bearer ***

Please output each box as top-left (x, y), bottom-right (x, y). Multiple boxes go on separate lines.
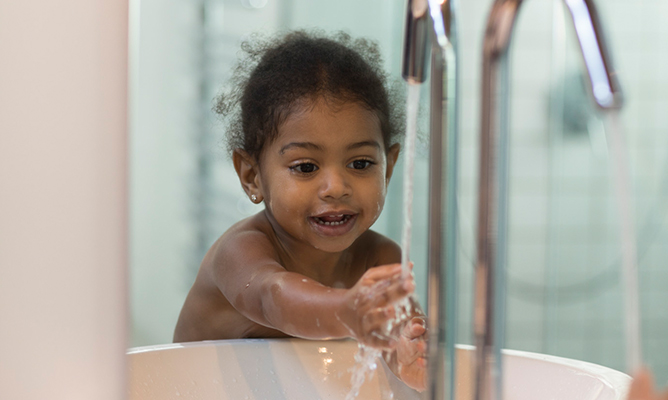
top-left (339, 262), bottom-right (427, 392)
top-left (393, 316), bottom-right (428, 392)
top-left (340, 263), bottom-right (415, 349)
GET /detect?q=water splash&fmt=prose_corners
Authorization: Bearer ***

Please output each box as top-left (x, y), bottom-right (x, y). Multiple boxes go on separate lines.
top-left (401, 82), bottom-right (422, 278)
top-left (345, 344), bottom-right (382, 400)
top-left (604, 110), bottom-right (642, 373)
top-left (344, 82), bottom-right (422, 400)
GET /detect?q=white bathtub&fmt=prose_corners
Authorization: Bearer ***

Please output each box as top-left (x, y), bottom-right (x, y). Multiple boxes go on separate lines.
top-left (127, 339), bottom-right (630, 400)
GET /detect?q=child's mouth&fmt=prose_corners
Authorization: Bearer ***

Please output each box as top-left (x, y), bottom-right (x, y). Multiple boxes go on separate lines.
top-left (308, 212), bottom-right (357, 236)
top-left (313, 214), bottom-right (352, 226)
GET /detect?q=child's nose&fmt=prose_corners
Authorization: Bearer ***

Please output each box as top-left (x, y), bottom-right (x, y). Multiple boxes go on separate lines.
top-left (318, 168), bottom-right (352, 200)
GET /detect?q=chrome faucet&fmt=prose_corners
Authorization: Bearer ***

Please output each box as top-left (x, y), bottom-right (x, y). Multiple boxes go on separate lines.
top-left (402, 1), bottom-right (459, 399)
top-left (475, 1), bottom-right (622, 400)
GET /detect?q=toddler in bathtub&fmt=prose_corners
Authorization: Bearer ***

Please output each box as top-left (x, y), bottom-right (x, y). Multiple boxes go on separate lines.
top-left (174, 30), bottom-right (427, 392)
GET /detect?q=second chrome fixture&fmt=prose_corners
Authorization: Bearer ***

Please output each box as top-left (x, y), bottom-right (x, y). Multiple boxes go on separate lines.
top-left (475, 1), bottom-right (622, 400)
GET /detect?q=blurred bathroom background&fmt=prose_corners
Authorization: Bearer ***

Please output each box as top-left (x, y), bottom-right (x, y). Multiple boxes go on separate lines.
top-left (130, 0), bottom-right (668, 383)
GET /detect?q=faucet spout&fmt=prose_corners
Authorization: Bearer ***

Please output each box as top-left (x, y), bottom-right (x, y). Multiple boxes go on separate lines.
top-left (475, 1), bottom-right (622, 399)
top-left (564, 0), bottom-right (622, 109)
top-left (402, 1), bottom-right (460, 400)
top-left (402, 0), bottom-right (430, 84)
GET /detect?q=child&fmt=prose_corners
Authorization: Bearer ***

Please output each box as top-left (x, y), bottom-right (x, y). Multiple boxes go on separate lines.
top-left (174, 30), bottom-right (427, 391)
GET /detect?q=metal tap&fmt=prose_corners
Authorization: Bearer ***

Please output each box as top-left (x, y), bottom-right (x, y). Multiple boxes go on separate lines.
top-left (475, 1), bottom-right (622, 399)
top-left (402, 1), bottom-right (459, 399)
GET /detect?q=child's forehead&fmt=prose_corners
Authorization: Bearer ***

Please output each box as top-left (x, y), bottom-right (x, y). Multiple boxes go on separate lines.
top-left (272, 102), bottom-right (384, 152)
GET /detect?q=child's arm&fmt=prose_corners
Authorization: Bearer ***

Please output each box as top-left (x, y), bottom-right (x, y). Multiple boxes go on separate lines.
top-left (213, 231), bottom-right (414, 349)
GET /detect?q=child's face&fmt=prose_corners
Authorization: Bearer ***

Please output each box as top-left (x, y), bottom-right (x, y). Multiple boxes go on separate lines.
top-left (257, 97), bottom-right (399, 253)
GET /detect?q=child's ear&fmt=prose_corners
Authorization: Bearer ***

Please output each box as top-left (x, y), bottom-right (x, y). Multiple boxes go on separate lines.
top-left (233, 149), bottom-right (263, 204)
top-left (385, 143), bottom-right (401, 184)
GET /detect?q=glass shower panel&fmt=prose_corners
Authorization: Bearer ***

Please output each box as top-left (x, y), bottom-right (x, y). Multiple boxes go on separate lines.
top-left (498, 0), bottom-right (668, 383)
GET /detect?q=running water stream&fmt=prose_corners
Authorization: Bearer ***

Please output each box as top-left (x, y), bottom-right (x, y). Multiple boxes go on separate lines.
top-left (345, 82), bottom-right (422, 400)
top-left (604, 110), bottom-right (642, 373)
top-left (400, 82), bottom-right (422, 277)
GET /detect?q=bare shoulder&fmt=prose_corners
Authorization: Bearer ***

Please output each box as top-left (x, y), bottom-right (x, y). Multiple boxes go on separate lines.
top-left (352, 229), bottom-right (402, 267)
top-left (216, 212), bottom-right (276, 254)
top-left (174, 212), bottom-right (287, 342)
top-left (207, 212), bottom-right (282, 280)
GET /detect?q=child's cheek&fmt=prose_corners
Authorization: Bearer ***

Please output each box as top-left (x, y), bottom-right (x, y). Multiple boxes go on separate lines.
top-left (372, 192), bottom-right (386, 221)
top-left (372, 174), bottom-right (388, 219)
top-left (374, 201), bottom-right (383, 221)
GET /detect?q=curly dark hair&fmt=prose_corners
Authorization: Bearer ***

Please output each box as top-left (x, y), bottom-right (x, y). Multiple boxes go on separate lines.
top-left (214, 30), bottom-right (404, 161)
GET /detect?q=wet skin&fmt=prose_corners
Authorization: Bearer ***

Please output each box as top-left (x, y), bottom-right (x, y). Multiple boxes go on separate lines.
top-left (627, 368), bottom-right (668, 400)
top-left (174, 97), bottom-right (427, 390)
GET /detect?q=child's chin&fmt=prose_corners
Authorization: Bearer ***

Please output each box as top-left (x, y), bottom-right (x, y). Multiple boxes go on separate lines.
top-left (310, 237), bottom-right (356, 253)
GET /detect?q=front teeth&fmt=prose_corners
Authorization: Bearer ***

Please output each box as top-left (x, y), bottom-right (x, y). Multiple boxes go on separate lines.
top-left (315, 215), bottom-right (350, 226)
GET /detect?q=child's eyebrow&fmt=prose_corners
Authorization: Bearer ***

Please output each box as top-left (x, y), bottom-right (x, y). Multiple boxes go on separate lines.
top-left (347, 140), bottom-right (381, 151)
top-left (279, 140), bottom-right (381, 155)
top-left (279, 142), bottom-right (322, 155)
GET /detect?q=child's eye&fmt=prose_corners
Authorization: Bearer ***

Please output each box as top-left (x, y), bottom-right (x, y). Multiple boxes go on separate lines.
top-left (290, 163), bottom-right (318, 174)
top-left (348, 159), bottom-right (375, 170)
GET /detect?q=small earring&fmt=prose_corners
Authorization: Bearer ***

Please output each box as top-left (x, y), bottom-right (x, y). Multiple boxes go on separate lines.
top-left (251, 194), bottom-right (258, 203)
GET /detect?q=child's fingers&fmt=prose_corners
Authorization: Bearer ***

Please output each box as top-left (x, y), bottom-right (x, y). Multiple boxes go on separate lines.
top-left (360, 306), bottom-right (414, 349)
top-left (403, 317), bottom-right (426, 338)
top-left (365, 332), bottom-right (397, 349)
top-left (416, 337), bottom-right (428, 354)
top-left (397, 322), bottom-right (428, 364)
top-left (362, 262), bottom-right (414, 283)
top-left (397, 336), bottom-right (426, 365)
top-left (360, 312), bottom-right (398, 349)
top-left (362, 305), bottom-right (396, 328)
top-left (362, 307), bottom-right (404, 341)
top-left (360, 271), bottom-right (413, 300)
top-left (368, 278), bottom-right (414, 307)
top-left (410, 323), bottom-right (426, 337)
top-left (362, 264), bottom-right (402, 282)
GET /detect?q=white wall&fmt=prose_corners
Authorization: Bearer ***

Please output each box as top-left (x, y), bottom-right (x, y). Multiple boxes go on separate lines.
top-left (0, 1), bottom-right (128, 399)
